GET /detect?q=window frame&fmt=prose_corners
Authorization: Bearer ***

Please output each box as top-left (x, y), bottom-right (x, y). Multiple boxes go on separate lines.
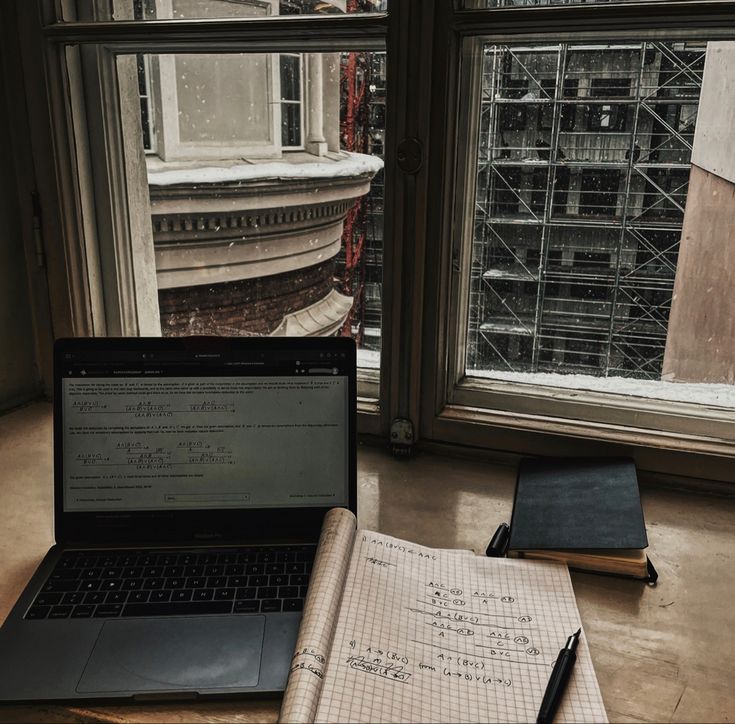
top-left (37, 4), bottom-right (393, 435)
top-left (24, 0), bottom-right (735, 485)
top-left (420, 1), bottom-right (735, 483)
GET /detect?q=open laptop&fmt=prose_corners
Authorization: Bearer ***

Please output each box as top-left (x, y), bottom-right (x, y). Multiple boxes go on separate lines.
top-left (0, 335), bottom-right (356, 702)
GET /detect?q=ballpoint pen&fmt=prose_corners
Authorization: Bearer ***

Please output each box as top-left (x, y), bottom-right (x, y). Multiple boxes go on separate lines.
top-left (537, 628), bottom-right (581, 724)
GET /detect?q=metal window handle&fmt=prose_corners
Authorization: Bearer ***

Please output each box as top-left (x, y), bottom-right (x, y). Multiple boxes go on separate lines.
top-left (397, 137), bottom-right (422, 174)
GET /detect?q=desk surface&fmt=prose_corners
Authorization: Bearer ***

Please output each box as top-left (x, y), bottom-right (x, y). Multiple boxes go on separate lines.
top-left (1, 402), bottom-right (734, 723)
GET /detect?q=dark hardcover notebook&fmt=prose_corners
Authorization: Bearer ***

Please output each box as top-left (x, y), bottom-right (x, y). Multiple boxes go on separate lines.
top-left (507, 457), bottom-right (651, 578)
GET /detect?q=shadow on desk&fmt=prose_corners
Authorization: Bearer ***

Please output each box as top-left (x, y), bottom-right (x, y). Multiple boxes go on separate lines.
top-left (0, 699), bottom-right (281, 723)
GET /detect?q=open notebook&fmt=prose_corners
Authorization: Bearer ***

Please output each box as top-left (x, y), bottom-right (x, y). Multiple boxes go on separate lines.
top-left (280, 509), bottom-right (607, 724)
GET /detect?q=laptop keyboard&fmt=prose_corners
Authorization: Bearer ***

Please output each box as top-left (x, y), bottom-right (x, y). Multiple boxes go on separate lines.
top-left (24, 545), bottom-right (315, 620)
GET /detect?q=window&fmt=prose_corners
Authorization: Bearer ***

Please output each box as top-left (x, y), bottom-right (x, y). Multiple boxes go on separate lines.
top-left (580, 169), bottom-right (620, 216)
top-left (529, 167), bottom-right (548, 213)
top-left (551, 166), bottom-right (570, 215)
top-left (448, 24), bottom-right (735, 470)
top-left (50, 1), bottom-right (387, 410)
top-left (497, 78), bottom-right (529, 130)
top-left (538, 78), bottom-right (578, 132)
top-left (569, 251), bottom-right (611, 301)
top-left (280, 53), bottom-right (303, 148)
top-left (586, 77), bottom-right (631, 132)
top-left (490, 167), bottom-right (523, 216)
top-left (24, 0), bottom-right (735, 481)
top-left (136, 54), bottom-right (156, 152)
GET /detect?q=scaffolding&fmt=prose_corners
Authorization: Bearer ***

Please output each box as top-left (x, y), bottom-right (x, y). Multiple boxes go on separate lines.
top-left (468, 41), bottom-right (706, 379)
top-left (336, 42), bottom-right (385, 351)
top-left (338, 46), bottom-right (371, 344)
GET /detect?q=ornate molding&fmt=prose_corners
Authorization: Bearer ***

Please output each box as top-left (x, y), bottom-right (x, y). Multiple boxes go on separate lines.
top-left (150, 172), bottom-right (374, 288)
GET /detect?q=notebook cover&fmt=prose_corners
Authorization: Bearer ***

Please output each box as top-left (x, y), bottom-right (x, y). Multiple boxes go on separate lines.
top-left (508, 457), bottom-right (648, 551)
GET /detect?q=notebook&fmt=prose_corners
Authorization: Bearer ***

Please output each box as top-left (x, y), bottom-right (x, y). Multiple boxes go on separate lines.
top-left (0, 335), bottom-right (356, 703)
top-left (280, 508), bottom-right (607, 724)
top-left (508, 457), bottom-right (651, 579)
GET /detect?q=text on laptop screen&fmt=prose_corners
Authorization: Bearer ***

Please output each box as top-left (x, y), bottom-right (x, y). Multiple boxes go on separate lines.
top-left (61, 349), bottom-right (350, 512)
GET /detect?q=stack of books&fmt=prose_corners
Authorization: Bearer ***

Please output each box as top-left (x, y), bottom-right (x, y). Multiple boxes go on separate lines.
top-left (500, 457), bottom-right (655, 581)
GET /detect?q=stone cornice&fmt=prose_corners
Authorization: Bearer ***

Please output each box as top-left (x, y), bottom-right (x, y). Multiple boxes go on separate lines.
top-left (152, 198), bottom-right (355, 244)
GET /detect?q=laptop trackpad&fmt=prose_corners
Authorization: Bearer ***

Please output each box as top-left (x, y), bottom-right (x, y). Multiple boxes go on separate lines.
top-left (77, 616), bottom-right (265, 693)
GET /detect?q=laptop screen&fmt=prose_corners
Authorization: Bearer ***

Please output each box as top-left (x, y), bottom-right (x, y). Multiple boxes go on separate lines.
top-left (59, 342), bottom-right (351, 514)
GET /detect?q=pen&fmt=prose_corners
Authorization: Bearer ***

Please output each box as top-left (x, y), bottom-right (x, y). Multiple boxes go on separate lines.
top-left (485, 522), bottom-right (510, 557)
top-left (536, 628), bottom-right (581, 724)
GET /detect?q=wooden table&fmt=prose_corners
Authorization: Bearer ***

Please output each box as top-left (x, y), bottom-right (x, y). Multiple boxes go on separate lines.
top-left (2, 402), bottom-right (734, 722)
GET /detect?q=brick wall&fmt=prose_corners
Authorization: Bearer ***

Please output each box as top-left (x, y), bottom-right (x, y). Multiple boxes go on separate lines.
top-left (159, 260), bottom-right (336, 336)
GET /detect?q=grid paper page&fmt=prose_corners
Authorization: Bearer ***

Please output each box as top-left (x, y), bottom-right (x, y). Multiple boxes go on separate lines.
top-left (280, 507), bottom-right (357, 723)
top-left (314, 530), bottom-right (607, 724)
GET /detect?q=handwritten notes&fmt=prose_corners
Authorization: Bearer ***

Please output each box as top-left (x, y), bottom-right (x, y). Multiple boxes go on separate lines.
top-left (313, 531), bottom-right (607, 724)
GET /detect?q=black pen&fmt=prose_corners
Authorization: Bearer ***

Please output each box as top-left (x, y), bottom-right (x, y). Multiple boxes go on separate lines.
top-left (536, 628), bottom-right (581, 724)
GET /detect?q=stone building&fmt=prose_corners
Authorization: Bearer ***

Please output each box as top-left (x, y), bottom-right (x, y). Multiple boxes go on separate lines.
top-left (136, 0), bottom-right (382, 337)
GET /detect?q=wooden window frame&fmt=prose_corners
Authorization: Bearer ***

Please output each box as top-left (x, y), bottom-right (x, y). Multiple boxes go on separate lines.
top-left (19, 0), bottom-right (735, 483)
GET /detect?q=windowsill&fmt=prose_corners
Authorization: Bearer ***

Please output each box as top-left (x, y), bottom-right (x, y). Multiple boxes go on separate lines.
top-left (451, 375), bottom-right (735, 457)
top-left (1, 401), bottom-right (735, 721)
top-left (467, 370), bottom-right (735, 409)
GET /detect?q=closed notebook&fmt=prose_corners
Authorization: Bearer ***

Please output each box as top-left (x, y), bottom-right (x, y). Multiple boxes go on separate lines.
top-left (508, 457), bottom-right (650, 579)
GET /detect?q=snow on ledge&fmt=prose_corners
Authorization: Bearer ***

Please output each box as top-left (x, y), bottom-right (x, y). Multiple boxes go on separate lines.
top-left (147, 152), bottom-right (384, 186)
top-left (470, 369), bottom-right (735, 409)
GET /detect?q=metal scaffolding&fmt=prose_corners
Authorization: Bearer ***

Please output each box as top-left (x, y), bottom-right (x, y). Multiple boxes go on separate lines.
top-left (468, 41), bottom-right (706, 379)
top-left (336, 46), bottom-right (385, 351)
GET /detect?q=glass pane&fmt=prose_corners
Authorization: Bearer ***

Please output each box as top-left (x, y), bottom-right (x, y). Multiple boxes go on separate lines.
top-left (465, 40), bottom-right (735, 407)
top-left (124, 50), bottom-right (385, 372)
top-left (281, 55), bottom-right (302, 102)
top-left (281, 102), bottom-right (302, 146)
top-left (63, 0), bottom-right (387, 22)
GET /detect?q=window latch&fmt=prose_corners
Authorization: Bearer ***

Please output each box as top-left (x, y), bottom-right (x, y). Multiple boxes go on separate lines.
top-left (390, 418), bottom-right (415, 458)
top-left (396, 138), bottom-right (422, 175)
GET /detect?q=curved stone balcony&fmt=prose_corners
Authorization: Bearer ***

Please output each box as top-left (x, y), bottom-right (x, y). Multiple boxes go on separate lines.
top-left (147, 151), bottom-right (382, 337)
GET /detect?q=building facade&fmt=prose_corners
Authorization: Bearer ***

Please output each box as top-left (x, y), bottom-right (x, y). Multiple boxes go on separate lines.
top-left (135, 0), bottom-right (384, 339)
top-left (468, 41), bottom-right (705, 379)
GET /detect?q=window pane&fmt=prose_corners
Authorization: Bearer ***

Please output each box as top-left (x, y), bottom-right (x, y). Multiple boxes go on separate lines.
top-left (124, 50), bottom-right (385, 372)
top-left (280, 55), bottom-right (303, 147)
top-left (281, 102), bottom-right (302, 146)
top-left (281, 55), bottom-right (302, 102)
top-left (63, 0), bottom-right (387, 22)
top-left (465, 41), bottom-right (735, 407)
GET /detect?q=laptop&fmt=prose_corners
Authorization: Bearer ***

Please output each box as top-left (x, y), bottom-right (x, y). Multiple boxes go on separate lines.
top-left (0, 335), bottom-right (356, 702)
